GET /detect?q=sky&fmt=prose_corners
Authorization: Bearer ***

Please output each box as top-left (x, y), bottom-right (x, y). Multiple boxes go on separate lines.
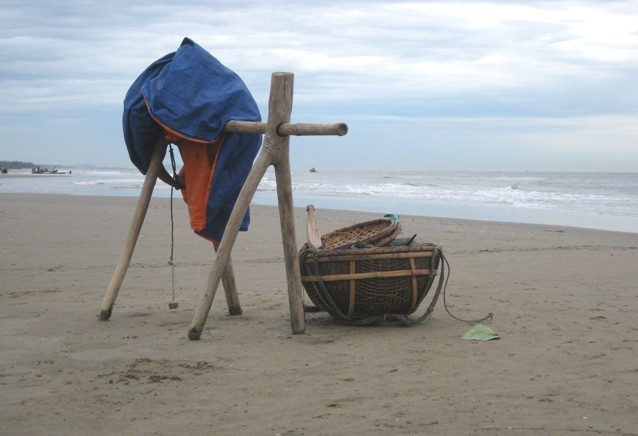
top-left (1, 0), bottom-right (637, 172)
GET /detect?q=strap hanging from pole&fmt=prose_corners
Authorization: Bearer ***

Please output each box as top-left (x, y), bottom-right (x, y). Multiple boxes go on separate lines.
top-left (168, 144), bottom-right (181, 190)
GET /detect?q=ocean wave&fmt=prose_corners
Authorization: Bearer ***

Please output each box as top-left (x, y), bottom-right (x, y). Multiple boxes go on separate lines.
top-left (80, 170), bottom-right (129, 176)
top-left (73, 179), bottom-right (143, 186)
top-left (4, 168), bottom-right (636, 220)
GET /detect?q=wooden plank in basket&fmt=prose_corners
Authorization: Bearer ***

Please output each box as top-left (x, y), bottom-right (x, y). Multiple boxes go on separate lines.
top-left (303, 251), bottom-right (434, 263)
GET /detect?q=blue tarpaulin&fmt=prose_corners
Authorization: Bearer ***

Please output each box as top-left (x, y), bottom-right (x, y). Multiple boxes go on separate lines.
top-left (123, 38), bottom-right (262, 242)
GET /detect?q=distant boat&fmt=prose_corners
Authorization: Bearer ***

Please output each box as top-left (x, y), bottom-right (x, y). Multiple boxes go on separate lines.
top-left (309, 167), bottom-right (317, 173)
top-left (31, 167), bottom-right (71, 175)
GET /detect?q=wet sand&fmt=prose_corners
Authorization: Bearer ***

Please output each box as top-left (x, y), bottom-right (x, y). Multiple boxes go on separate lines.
top-left (1, 193), bottom-right (637, 435)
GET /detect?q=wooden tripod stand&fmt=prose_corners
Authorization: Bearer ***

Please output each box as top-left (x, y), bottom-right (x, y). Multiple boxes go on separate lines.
top-left (98, 72), bottom-right (348, 341)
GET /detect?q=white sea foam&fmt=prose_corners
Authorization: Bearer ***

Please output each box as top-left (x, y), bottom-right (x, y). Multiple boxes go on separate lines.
top-left (73, 179), bottom-right (143, 187)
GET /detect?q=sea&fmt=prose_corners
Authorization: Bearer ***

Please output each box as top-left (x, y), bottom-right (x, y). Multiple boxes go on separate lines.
top-left (1, 167), bottom-right (637, 234)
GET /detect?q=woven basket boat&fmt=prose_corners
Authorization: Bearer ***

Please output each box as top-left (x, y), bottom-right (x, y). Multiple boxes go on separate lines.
top-left (299, 243), bottom-right (445, 325)
top-left (301, 217), bottom-right (402, 251)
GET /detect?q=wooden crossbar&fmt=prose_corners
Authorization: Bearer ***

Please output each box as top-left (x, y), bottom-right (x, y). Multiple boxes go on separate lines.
top-left (225, 121), bottom-right (348, 137)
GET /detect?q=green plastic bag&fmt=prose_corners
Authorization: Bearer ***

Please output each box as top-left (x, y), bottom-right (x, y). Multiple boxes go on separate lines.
top-left (461, 324), bottom-right (500, 341)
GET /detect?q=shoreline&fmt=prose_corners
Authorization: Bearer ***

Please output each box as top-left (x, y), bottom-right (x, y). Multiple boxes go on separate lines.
top-left (1, 189), bottom-right (636, 235)
top-left (1, 193), bottom-right (637, 434)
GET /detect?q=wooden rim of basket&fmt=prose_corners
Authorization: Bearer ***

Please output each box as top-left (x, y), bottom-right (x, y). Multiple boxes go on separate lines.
top-left (301, 242), bottom-right (441, 260)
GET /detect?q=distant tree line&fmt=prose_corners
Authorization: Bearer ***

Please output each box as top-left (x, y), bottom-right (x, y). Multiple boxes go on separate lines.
top-left (0, 160), bottom-right (36, 169)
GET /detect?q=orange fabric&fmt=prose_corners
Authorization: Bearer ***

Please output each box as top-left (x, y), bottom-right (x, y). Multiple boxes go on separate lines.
top-left (147, 106), bottom-right (224, 234)
top-left (176, 138), bottom-right (222, 232)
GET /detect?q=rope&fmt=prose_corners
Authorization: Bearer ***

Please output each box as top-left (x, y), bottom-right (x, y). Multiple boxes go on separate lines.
top-left (440, 253), bottom-right (493, 324)
top-left (169, 184), bottom-right (176, 305)
top-left (168, 144), bottom-right (180, 187)
top-left (306, 247), bottom-right (350, 320)
top-left (168, 144), bottom-right (178, 309)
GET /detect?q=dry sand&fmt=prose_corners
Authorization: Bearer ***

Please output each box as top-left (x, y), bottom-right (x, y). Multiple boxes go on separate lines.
top-left (1, 193), bottom-right (637, 435)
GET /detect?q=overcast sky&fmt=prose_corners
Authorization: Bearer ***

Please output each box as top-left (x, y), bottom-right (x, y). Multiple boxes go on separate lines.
top-left (1, 0), bottom-right (637, 171)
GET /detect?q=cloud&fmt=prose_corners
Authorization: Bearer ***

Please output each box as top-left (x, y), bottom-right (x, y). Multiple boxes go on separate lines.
top-left (1, 0), bottom-right (637, 169)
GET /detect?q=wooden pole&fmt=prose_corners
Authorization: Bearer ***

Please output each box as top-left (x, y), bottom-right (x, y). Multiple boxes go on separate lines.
top-left (188, 150), bottom-right (271, 339)
top-left (274, 148), bottom-right (305, 334)
top-left (268, 73), bottom-right (305, 335)
top-left (217, 247), bottom-right (242, 315)
top-left (99, 137), bottom-right (166, 320)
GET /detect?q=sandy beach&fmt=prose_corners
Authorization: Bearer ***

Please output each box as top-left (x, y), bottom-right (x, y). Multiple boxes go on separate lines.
top-left (1, 193), bottom-right (637, 435)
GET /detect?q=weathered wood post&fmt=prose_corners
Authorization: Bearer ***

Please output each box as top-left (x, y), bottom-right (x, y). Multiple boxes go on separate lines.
top-left (217, 247), bottom-right (242, 315)
top-left (99, 137), bottom-right (166, 320)
top-left (188, 72), bottom-right (348, 340)
top-left (270, 73), bottom-right (306, 335)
